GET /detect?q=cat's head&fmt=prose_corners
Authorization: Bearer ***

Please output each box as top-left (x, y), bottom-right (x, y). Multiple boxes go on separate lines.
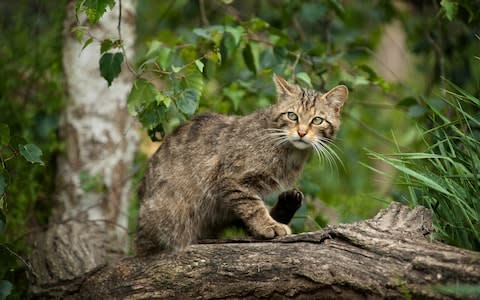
top-left (270, 74), bottom-right (348, 150)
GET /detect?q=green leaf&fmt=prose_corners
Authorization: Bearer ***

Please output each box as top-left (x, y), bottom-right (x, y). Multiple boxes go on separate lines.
top-left (127, 79), bottom-right (158, 116)
top-left (0, 279), bottom-right (12, 300)
top-left (71, 25), bottom-right (87, 42)
top-left (99, 52), bottom-right (123, 86)
top-left (273, 46), bottom-right (288, 59)
top-left (176, 88), bottom-right (200, 116)
top-left (224, 26), bottom-right (244, 46)
top-left (142, 41), bottom-right (172, 70)
top-left (0, 124), bottom-right (10, 146)
top-left (223, 83), bottom-right (246, 111)
top-left (220, 32), bottom-right (235, 62)
top-left (194, 59), bottom-right (205, 73)
top-left (193, 26), bottom-right (224, 45)
top-left (357, 64), bottom-right (391, 90)
top-left (77, 0), bottom-right (116, 24)
top-left (100, 39), bottom-right (113, 54)
top-left (156, 47), bottom-right (172, 70)
top-left (145, 40), bottom-right (161, 57)
top-left (18, 144), bottom-right (44, 165)
top-left (242, 43), bottom-right (258, 74)
top-left (155, 92), bottom-right (172, 108)
top-left (209, 49), bottom-right (222, 65)
top-left (81, 37), bottom-right (94, 52)
top-left (139, 103), bottom-right (167, 130)
top-left (246, 17), bottom-right (270, 31)
top-left (440, 0), bottom-right (458, 21)
top-left (182, 66), bottom-right (204, 93)
top-left (397, 97), bottom-right (418, 107)
top-left (296, 72), bottom-right (312, 88)
top-left (171, 65), bottom-right (182, 73)
top-left (193, 28), bottom-right (212, 40)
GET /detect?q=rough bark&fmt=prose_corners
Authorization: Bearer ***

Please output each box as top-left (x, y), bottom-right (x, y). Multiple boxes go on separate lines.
top-left (70, 202), bottom-right (479, 300)
top-left (29, 1), bottom-right (138, 298)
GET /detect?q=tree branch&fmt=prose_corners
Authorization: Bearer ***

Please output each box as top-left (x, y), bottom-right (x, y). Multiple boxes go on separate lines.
top-left (59, 202), bottom-right (479, 300)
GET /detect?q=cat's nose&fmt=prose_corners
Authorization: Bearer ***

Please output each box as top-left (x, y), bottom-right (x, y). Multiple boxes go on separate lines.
top-left (297, 129), bottom-right (307, 137)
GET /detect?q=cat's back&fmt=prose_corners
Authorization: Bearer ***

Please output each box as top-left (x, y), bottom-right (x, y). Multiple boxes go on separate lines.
top-left (155, 112), bottom-right (236, 158)
top-left (153, 110), bottom-right (268, 160)
top-left (145, 112), bottom-right (237, 179)
top-left (144, 110), bottom-right (272, 193)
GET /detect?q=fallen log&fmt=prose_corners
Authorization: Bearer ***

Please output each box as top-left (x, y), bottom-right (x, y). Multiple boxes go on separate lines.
top-left (72, 202), bottom-right (479, 299)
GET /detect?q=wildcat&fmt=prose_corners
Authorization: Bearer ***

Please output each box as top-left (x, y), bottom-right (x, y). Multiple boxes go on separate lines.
top-left (135, 74), bottom-right (348, 254)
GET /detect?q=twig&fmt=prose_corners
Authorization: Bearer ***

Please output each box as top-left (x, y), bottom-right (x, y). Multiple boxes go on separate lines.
top-left (291, 52), bottom-right (302, 81)
top-left (247, 34), bottom-right (314, 68)
top-left (117, 0), bottom-right (137, 76)
top-left (292, 16), bottom-right (306, 41)
top-left (425, 31), bottom-right (445, 97)
top-left (199, 0), bottom-right (209, 26)
top-left (1, 243), bottom-right (38, 279)
top-left (351, 46), bottom-right (402, 83)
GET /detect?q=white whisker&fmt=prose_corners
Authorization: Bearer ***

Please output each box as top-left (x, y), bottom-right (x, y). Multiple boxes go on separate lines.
top-left (256, 129), bottom-right (291, 149)
top-left (314, 137), bottom-right (344, 172)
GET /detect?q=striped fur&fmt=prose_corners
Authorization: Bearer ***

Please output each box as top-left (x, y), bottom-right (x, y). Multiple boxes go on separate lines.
top-left (135, 74), bottom-right (348, 254)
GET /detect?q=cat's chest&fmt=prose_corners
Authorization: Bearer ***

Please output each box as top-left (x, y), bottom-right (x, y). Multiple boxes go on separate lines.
top-left (276, 148), bottom-right (309, 186)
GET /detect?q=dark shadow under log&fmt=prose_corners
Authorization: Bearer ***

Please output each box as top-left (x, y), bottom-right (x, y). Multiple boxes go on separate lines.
top-left (67, 203), bottom-right (480, 299)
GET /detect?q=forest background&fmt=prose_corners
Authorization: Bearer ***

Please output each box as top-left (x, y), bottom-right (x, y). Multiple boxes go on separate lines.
top-left (0, 0), bottom-right (479, 298)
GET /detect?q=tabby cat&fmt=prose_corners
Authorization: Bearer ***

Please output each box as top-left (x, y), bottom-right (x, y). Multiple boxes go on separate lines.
top-left (135, 74), bottom-right (348, 254)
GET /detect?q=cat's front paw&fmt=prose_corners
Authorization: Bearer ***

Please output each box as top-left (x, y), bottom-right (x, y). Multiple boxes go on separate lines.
top-left (278, 189), bottom-right (303, 210)
top-left (270, 189), bottom-right (304, 224)
top-left (254, 221), bottom-right (291, 239)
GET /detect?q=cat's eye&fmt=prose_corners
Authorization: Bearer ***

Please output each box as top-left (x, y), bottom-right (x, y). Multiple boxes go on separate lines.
top-left (311, 117), bottom-right (324, 125)
top-left (287, 112), bottom-right (298, 121)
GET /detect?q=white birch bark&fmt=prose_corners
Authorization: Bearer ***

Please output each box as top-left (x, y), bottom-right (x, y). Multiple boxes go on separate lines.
top-left (30, 1), bottom-right (138, 296)
top-left (56, 0), bottom-right (138, 252)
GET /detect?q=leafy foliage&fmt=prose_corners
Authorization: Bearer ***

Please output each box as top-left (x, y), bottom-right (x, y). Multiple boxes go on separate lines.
top-left (76, 0), bottom-right (116, 24)
top-left (0, 0), bottom-right (66, 297)
top-left (18, 144), bottom-right (44, 165)
top-left (99, 52), bottom-right (124, 86)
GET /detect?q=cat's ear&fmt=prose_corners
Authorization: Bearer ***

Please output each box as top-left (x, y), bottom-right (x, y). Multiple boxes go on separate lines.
top-left (273, 74), bottom-right (300, 96)
top-left (325, 85), bottom-right (348, 112)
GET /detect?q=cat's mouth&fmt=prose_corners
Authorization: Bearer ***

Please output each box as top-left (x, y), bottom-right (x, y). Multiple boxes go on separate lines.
top-left (290, 139), bottom-right (311, 150)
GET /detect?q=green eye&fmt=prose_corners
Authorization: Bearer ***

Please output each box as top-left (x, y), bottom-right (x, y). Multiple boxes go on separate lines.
top-left (311, 117), bottom-right (324, 125)
top-left (287, 112), bottom-right (298, 121)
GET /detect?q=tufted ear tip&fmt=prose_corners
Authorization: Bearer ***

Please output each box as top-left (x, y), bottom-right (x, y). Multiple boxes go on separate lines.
top-left (325, 85), bottom-right (348, 111)
top-left (273, 74), bottom-right (299, 96)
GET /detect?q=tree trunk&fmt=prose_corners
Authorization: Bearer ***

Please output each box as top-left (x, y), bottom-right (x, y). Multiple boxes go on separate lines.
top-left (70, 202), bottom-right (478, 300)
top-left (29, 1), bottom-right (137, 298)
